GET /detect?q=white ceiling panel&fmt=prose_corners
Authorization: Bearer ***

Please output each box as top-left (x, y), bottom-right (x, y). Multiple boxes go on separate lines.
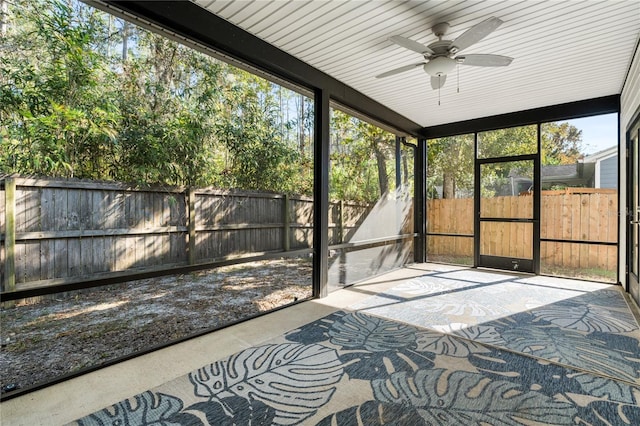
top-left (193, 0), bottom-right (640, 128)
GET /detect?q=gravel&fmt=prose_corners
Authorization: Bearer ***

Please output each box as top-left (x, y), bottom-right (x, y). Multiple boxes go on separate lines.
top-left (0, 258), bottom-right (312, 395)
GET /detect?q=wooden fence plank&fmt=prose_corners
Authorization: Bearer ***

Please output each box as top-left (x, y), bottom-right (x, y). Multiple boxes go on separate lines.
top-left (53, 238), bottom-right (68, 279)
top-left (188, 188), bottom-right (196, 265)
top-left (561, 194), bottom-right (571, 266)
top-left (81, 237), bottom-right (93, 275)
top-left (569, 194), bottom-right (580, 268)
top-left (607, 194), bottom-right (617, 269)
top-left (588, 193), bottom-right (600, 268)
top-left (578, 194), bottom-right (588, 268)
top-left (0, 186), bottom-right (5, 288)
top-left (596, 193), bottom-right (608, 269)
top-left (93, 236), bottom-right (106, 273)
top-left (283, 194), bottom-right (291, 251)
top-left (3, 179), bottom-right (16, 294)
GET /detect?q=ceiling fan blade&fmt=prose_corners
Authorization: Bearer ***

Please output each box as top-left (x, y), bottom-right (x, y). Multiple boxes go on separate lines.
top-left (430, 74), bottom-right (447, 90)
top-left (376, 62), bottom-right (424, 78)
top-left (389, 35), bottom-right (434, 55)
top-left (450, 17), bottom-right (503, 52)
top-left (458, 54), bottom-right (513, 67)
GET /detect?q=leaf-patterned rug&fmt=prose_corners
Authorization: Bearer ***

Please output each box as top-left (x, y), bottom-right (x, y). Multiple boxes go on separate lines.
top-left (352, 269), bottom-right (640, 386)
top-left (71, 310), bottom-right (640, 425)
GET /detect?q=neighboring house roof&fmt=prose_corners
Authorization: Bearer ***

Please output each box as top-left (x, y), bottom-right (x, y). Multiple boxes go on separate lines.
top-left (541, 164), bottom-right (581, 179)
top-left (539, 146), bottom-right (617, 188)
top-left (541, 163), bottom-right (595, 188)
top-left (583, 145), bottom-right (617, 162)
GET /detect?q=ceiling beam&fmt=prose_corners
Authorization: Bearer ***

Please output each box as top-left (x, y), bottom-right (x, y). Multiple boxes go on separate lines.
top-left (422, 95), bottom-right (620, 139)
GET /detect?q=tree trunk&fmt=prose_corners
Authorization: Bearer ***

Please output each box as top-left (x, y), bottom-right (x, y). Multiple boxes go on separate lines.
top-left (374, 143), bottom-right (389, 196)
top-left (0, 0), bottom-right (8, 37)
top-left (402, 151), bottom-right (408, 185)
top-left (298, 94), bottom-right (305, 155)
top-left (122, 21), bottom-right (128, 61)
top-left (443, 172), bottom-right (455, 199)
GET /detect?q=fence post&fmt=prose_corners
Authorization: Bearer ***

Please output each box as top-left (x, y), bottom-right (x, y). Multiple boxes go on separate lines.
top-left (283, 194), bottom-right (290, 251)
top-left (3, 178), bottom-right (16, 304)
top-left (338, 200), bottom-right (344, 244)
top-left (188, 187), bottom-right (196, 265)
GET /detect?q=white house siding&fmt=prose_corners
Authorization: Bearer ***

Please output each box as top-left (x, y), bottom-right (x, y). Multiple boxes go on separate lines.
top-left (620, 40), bottom-right (640, 292)
top-left (599, 155), bottom-right (618, 188)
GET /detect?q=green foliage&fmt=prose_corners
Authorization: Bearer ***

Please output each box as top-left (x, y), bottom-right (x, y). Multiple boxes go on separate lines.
top-left (541, 122), bottom-right (583, 165)
top-left (1, 0), bottom-right (118, 178)
top-left (0, 0), bottom-right (314, 196)
top-left (329, 109), bottom-right (406, 203)
top-left (478, 125), bottom-right (538, 159)
top-left (214, 75), bottom-right (301, 191)
top-left (427, 134), bottom-right (474, 199)
top-left (428, 123), bottom-right (585, 199)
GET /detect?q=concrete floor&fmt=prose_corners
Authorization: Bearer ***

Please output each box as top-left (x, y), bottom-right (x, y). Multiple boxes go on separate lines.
top-left (0, 264), bottom-right (431, 425)
top-left (2, 263), bottom-right (637, 425)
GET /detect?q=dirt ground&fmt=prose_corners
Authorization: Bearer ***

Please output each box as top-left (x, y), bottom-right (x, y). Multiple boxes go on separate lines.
top-left (0, 258), bottom-right (312, 395)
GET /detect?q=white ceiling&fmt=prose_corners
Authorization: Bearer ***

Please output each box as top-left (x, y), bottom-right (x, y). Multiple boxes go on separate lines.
top-left (192, 0), bottom-right (640, 128)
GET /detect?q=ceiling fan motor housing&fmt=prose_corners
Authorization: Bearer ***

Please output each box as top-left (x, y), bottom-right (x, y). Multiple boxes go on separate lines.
top-left (423, 56), bottom-right (456, 76)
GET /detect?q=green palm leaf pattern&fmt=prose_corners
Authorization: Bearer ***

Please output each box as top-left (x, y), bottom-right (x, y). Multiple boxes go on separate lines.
top-left (531, 303), bottom-right (638, 333)
top-left (190, 343), bottom-right (343, 425)
top-left (453, 324), bottom-right (507, 346)
top-left (415, 329), bottom-right (492, 357)
top-left (572, 289), bottom-right (632, 307)
top-left (372, 369), bottom-right (577, 425)
top-left (502, 326), bottom-right (640, 382)
top-left (573, 373), bottom-right (640, 404)
top-left (328, 312), bottom-right (416, 352)
top-left (76, 392), bottom-right (190, 426)
top-left (316, 401), bottom-right (427, 425)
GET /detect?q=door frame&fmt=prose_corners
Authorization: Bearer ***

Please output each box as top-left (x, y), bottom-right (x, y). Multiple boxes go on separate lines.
top-left (474, 152), bottom-right (541, 273)
top-left (626, 112), bottom-right (640, 304)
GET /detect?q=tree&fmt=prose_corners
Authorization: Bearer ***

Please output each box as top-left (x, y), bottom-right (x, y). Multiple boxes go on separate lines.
top-left (0, 0), bottom-right (118, 178)
top-left (541, 122), bottom-right (583, 165)
top-left (1, 0), bottom-right (314, 195)
top-left (428, 134), bottom-right (474, 199)
top-left (329, 109), bottom-right (397, 202)
top-left (427, 123), bottom-right (584, 199)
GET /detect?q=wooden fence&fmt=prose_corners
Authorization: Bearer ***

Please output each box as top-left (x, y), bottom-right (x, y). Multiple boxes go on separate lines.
top-left (427, 189), bottom-right (618, 270)
top-left (0, 177), bottom-right (371, 293)
top-left (2, 177), bottom-right (618, 293)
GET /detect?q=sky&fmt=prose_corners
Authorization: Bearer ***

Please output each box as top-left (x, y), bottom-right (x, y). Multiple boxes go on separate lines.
top-left (564, 113), bottom-right (618, 156)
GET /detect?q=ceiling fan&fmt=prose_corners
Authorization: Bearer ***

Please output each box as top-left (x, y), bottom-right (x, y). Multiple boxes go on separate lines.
top-left (377, 17), bottom-right (513, 90)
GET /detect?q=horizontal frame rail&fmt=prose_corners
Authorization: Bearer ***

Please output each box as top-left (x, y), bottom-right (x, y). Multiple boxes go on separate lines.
top-left (479, 217), bottom-right (537, 223)
top-left (427, 232), bottom-right (474, 238)
top-left (329, 234), bottom-right (416, 251)
top-left (540, 238), bottom-right (618, 246)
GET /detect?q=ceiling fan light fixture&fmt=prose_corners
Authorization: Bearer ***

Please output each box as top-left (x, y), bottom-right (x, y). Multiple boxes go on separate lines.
top-left (380, 17), bottom-right (512, 88)
top-left (423, 56), bottom-right (456, 76)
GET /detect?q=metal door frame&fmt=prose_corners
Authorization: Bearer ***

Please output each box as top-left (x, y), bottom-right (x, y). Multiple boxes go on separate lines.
top-left (627, 115), bottom-right (640, 303)
top-left (474, 141), bottom-right (541, 274)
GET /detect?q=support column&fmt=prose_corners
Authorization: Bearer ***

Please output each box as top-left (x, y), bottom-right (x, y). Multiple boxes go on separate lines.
top-left (473, 133), bottom-right (480, 268)
top-left (414, 138), bottom-right (427, 263)
top-left (313, 89), bottom-right (330, 298)
top-left (534, 123), bottom-right (542, 274)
